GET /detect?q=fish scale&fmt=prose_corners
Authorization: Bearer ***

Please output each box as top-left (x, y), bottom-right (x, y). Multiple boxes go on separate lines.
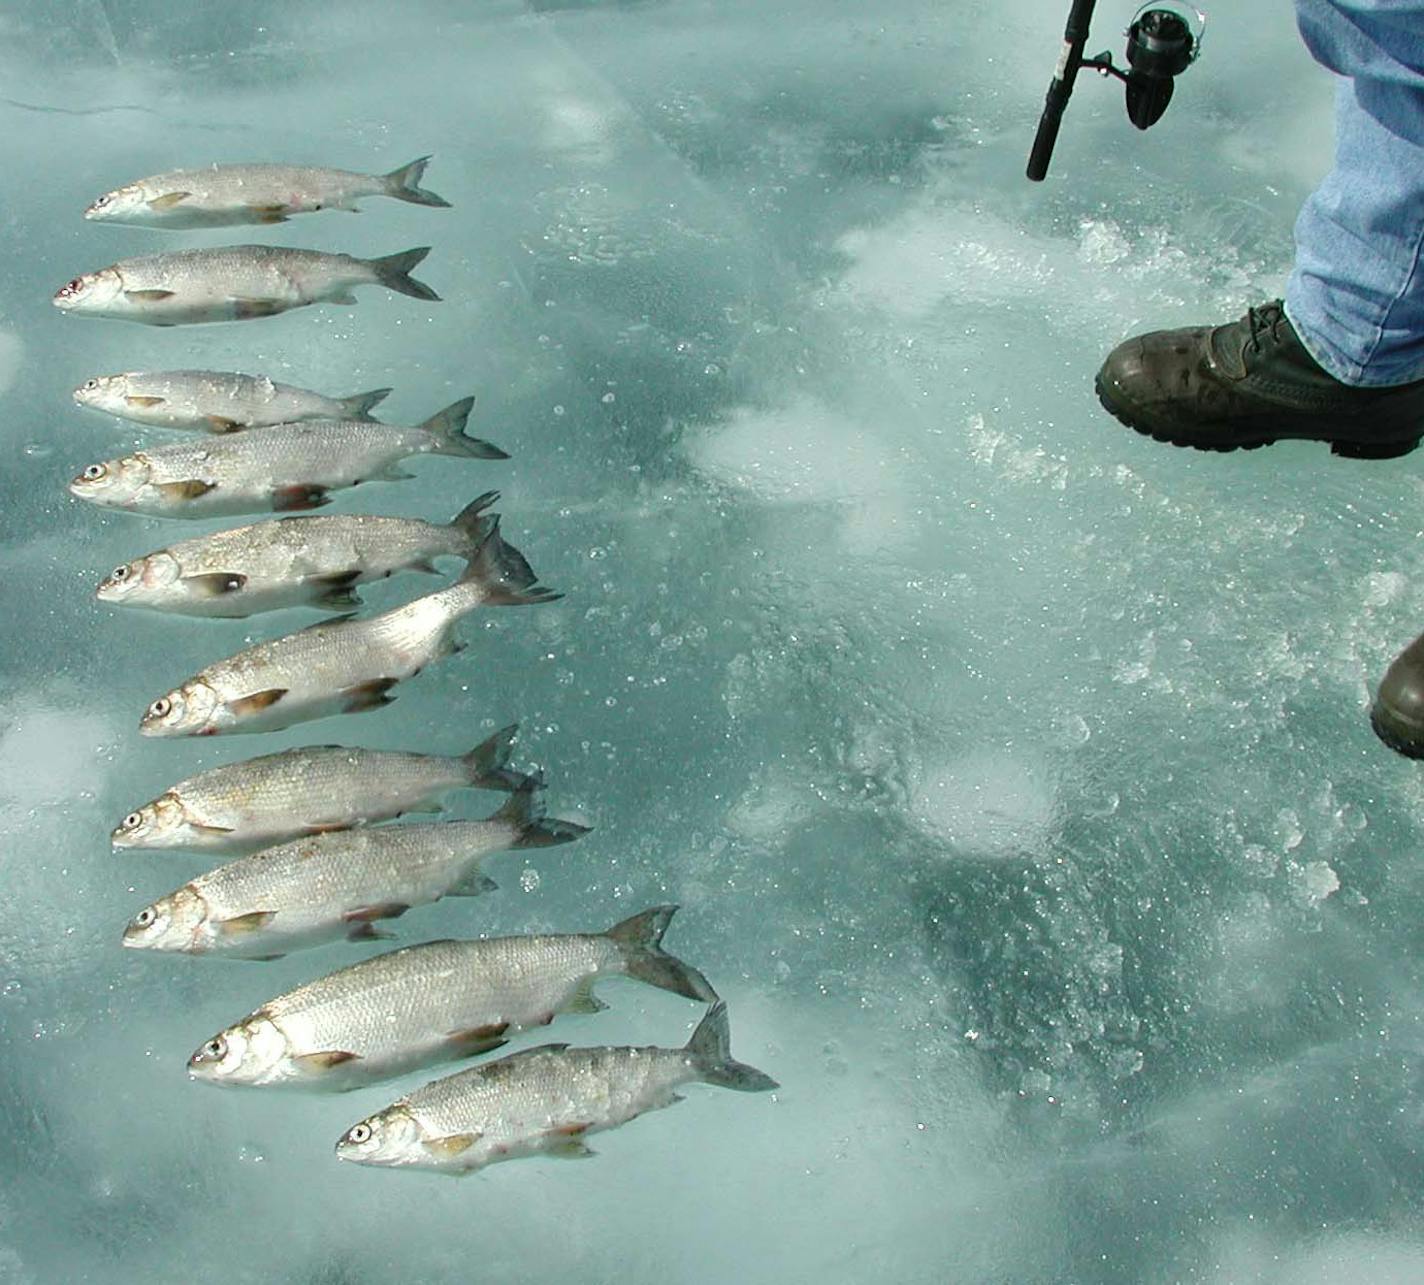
top-left (75, 369), bottom-right (391, 431)
top-left (123, 785), bottom-right (590, 958)
top-left (197, 820), bottom-right (519, 943)
top-left (267, 935), bottom-right (616, 1059)
top-left (411, 1044), bottom-right (691, 1140)
top-left (112, 730), bottom-right (521, 854)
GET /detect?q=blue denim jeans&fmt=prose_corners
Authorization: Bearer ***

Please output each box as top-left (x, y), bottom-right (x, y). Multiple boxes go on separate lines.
top-left (1284, 1), bottom-right (1424, 386)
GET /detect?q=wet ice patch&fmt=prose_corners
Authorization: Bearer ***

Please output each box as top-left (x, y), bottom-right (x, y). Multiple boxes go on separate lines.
top-left (906, 748), bottom-right (1057, 857)
top-left (689, 396), bottom-right (908, 506)
top-left (0, 331), bottom-right (21, 397)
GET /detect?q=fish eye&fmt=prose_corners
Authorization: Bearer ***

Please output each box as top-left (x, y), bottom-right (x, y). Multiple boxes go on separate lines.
top-left (122, 812), bottom-right (143, 830)
top-left (95, 193), bottom-right (112, 208)
top-left (67, 278), bottom-right (83, 292)
top-left (134, 906), bottom-right (157, 928)
top-left (148, 697), bottom-right (171, 719)
top-left (204, 1037), bottom-right (225, 1059)
top-left (347, 1123), bottom-right (372, 1145)
top-left (82, 463), bottom-right (107, 481)
top-left (110, 564), bottom-right (130, 582)
top-left (84, 378), bottom-right (101, 391)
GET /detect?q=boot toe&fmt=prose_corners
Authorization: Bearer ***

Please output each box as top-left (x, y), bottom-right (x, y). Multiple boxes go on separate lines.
top-left (1372, 633), bottom-right (1424, 758)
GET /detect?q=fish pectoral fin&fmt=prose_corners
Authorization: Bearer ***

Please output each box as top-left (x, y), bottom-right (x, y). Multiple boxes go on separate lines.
top-left (317, 587), bottom-right (363, 610)
top-left (226, 688), bottom-right (288, 717)
top-left (184, 572), bottom-right (248, 597)
top-left (346, 922), bottom-right (394, 942)
top-left (247, 203), bottom-right (289, 223)
top-left (188, 820), bottom-right (236, 836)
top-left (272, 484), bottom-right (329, 512)
top-left (563, 976), bottom-right (608, 1015)
top-left (302, 821), bottom-right (352, 835)
top-left (204, 415), bottom-right (242, 433)
top-left (124, 288), bottom-right (175, 301)
top-left (341, 902), bottom-right (410, 924)
top-left (448, 869), bottom-right (498, 897)
top-left (445, 1022), bottom-right (509, 1054)
top-left (328, 289), bottom-right (359, 305)
top-left (374, 466), bottom-right (415, 482)
top-left (215, 910), bottom-right (276, 937)
top-left (125, 394), bottom-right (166, 408)
top-left (340, 678), bottom-right (398, 713)
top-left (232, 298), bottom-right (283, 319)
top-left (408, 558), bottom-right (441, 575)
top-left (147, 190), bottom-right (191, 209)
top-left (155, 479), bottom-right (216, 501)
top-left (292, 1049), bottom-right (361, 1073)
top-left (544, 1124), bottom-right (595, 1159)
top-left (422, 1133), bottom-right (478, 1159)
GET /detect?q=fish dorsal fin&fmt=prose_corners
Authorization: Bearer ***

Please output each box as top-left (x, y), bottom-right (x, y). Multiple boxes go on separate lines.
top-left (298, 612), bottom-right (358, 633)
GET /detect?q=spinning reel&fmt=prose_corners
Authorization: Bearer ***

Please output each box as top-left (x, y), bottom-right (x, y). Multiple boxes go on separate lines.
top-left (1027, 1), bottom-right (1205, 181)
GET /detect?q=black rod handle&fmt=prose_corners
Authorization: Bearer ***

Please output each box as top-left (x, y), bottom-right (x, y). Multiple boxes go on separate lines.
top-left (1026, 0), bottom-right (1099, 182)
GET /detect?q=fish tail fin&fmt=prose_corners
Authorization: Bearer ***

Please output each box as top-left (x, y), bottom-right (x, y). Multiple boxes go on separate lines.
top-left (686, 1002), bottom-right (778, 1092)
top-left (448, 491), bottom-right (500, 548)
top-left (457, 518), bottom-right (562, 607)
top-left (606, 906), bottom-right (720, 1003)
top-left (336, 387), bottom-right (392, 419)
top-left (462, 723), bottom-right (526, 792)
top-left (383, 155), bottom-right (452, 208)
top-left (493, 774), bottom-right (591, 848)
top-left (367, 246), bottom-right (441, 301)
top-left (419, 397), bottom-right (508, 460)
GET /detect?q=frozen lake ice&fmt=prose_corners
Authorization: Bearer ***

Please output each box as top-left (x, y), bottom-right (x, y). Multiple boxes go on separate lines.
top-left (2, 0), bottom-right (1423, 1281)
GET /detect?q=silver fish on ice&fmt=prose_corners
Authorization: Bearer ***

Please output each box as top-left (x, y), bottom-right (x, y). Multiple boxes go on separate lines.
top-left (52, 244), bottom-right (439, 325)
top-left (69, 399), bottom-right (504, 519)
top-left (74, 369), bottom-right (391, 433)
top-left (112, 724), bottom-right (525, 855)
top-left (122, 780), bottom-right (590, 959)
top-left (188, 906), bottom-right (717, 1090)
top-left (84, 156), bottom-right (450, 229)
top-left (336, 1002), bottom-right (775, 1175)
top-left (138, 520), bottom-right (558, 737)
top-left (97, 492), bottom-right (503, 618)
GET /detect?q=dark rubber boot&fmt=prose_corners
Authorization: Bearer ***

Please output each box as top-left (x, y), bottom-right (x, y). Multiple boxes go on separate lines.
top-left (1096, 301), bottom-right (1424, 459)
top-left (1372, 631), bottom-right (1424, 758)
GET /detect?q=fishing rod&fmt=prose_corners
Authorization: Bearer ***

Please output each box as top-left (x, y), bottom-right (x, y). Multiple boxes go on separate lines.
top-left (1026, 1), bottom-right (1205, 182)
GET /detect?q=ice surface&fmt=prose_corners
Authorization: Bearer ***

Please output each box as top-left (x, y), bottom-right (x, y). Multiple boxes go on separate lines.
top-left (2, 0), bottom-right (1424, 1281)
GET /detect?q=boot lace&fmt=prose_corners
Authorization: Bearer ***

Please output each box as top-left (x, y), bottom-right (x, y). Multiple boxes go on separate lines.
top-left (1246, 301), bottom-right (1288, 353)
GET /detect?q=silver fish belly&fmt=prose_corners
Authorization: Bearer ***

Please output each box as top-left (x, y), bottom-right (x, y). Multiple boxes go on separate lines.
top-left (84, 157), bottom-right (450, 228)
top-left (97, 494), bottom-right (499, 618)
top-left (121, 786), bottom-right (590, 959)
top-left (137, 521), bottom-right (557, 738)
top-left (186, 908), bottom-right (714, 1090)
top-left (335, 1002), bottom-right (775, 1173)
top-left (69, 400), bottom-right (505, 520)
top-left (112, 726), bottom-right (525, 854)
top-left (73, 369), bottom-right (391, 432)
top-left (51, 244), bottom-right (439, 325)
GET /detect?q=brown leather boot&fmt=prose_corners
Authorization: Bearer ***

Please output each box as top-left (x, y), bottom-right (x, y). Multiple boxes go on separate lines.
top-left (1096, 301), bottom-right (1424, 459)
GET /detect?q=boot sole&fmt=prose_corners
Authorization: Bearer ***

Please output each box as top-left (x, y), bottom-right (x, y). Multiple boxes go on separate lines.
top-left (1094, 377), bottom-right (1422, 460)
top-left (1370, 706), bottom-right (1424, 759)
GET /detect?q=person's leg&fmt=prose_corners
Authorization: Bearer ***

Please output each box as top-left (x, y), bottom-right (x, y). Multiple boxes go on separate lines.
top-left (1094, 0), bottom-right (1424, 456)
top-left (1287, 0), bottom-right (1424, 387)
